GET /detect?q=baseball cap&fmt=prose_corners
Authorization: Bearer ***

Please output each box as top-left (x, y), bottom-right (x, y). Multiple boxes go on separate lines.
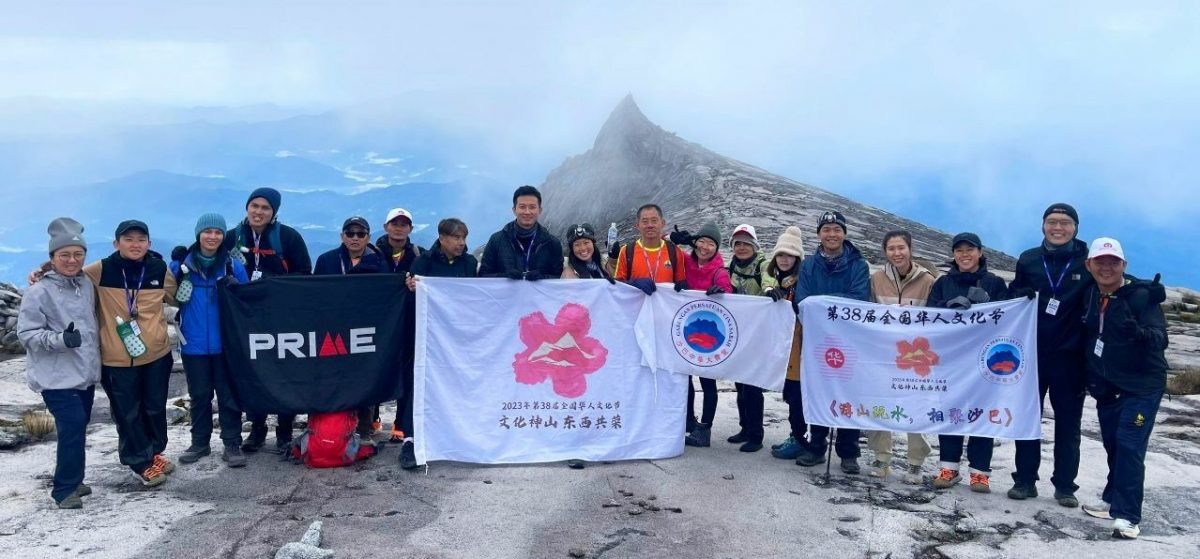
top-left (342, 216), bottom-right (370, 232)
top-left (1088, 237), bottom-right (1125, 261)
top-left (385, 208), bottom-right (413, 224)
top-left (114, 219), bottom-right (150, 238)
top-left (731, 224), bottom-right (758, 247)
top-left (951, 232), bottom-right (982, 249)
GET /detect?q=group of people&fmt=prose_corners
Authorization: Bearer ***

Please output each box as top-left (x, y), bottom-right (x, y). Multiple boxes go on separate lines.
top-left (17, 185), bottom-right (1167, 540)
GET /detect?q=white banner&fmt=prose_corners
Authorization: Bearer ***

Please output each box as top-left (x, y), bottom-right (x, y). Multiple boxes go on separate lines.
top-left (415, 278), bottom-right (688, 465)
top-left (799, 295), bottom-right (1041, 440)
top-left (638, 288), bottom-right (795, 391)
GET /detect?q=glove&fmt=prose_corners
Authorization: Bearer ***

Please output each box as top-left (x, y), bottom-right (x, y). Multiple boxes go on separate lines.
top-left (629, 278), bottom-right (657, 296)
top-left (218, 274), bottom-right (240, 288)
top-left (966, 286), bottom-right (991, 304)
top-left (1146, 273), bottom-right (1166, 305)
top-left (1010, 287), bottom-right (1036, 300)
top-left (171, 245), bottom-right (189, 262)
top-left (609, 242), bottom-right (622, 260)
top-left (766, 287), bottom-right (785, 302)
top-left (506, 269), bottom-right (525, 280)
top-left (62, 322), bottom-right (82, 349)
top-left (525, 271), bottom-right (543, 281)
top-left (1112, 316), bottom-right (1141, 340)
top-left (674, 281), bottom-right (687, 292)
top-left (668, 225), bottom-right (694, 247)
top-left (947, 296), bottom-right (973, 310)
top-left (705, 285), bottom-right (725, 296)
top-left (605, 275), bottom-right (616, 285)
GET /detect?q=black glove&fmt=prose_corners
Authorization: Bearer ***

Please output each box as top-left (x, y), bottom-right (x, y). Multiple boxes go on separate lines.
top-left (506, 269), bottom-right (525, 280)
top-left (966, 286), bottom-right (991, 304)
top-left (605, 275), bottom-right (616, 285)
top-left (668, 225), bottom-right (694, 247)
top-left (171, 245), bottom-right (189, 262)
top-left (629, 278), bottom-right (657, 296)
top-left (218, 274), bottom-right (240, 288)
top-left (705, 285), bottom-right (725, 296)
top-left (947, 296), bottom-right (973, 310)
top-left (62, 322), bottom-right (82, 349)
top-left (525, 271), bottom-right (543, 281)
top-left (1146, 273), bottom-right (1166, 304)
top-left (674, 281), bottom-right (687, 292)
top-left (766, 287), bottom-right (785, 302)
top-left (609, 242), bottom-right (622, 260)
top-left (1010, 287), bottom-right (1036, 300)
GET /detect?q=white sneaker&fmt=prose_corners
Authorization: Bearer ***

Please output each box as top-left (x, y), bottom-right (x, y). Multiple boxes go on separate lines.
top-left (903, 464), bottom-right (923, 485)
top-left (1082, 501), bottom-right (1112, 519)
top-left (1112, 518), bottom-right (1140, 539)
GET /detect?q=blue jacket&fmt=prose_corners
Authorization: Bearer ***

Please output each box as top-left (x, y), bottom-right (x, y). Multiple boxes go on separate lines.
top-left (794, 240), bottom-right (870, 302)
top-left (170, 247), bottom-right (250, 356)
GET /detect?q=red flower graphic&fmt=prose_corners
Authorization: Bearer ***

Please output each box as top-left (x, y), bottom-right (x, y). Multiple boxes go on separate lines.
top-left (895, 337), bottom-right (939, 377)
top-left (512, 303), bottom-right (608, 398)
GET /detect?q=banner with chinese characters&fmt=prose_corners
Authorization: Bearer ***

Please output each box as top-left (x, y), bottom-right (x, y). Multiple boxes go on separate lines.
top-left (637, 289), bottom-right (795, 390)
top-left (414, 278), bottom-right (689, 465)
top-left (798, 295), bottom-right (1041, 440)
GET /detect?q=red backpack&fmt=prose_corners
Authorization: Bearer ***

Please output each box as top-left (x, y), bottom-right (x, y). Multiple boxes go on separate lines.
top-left (289, 411), bottom-right (376, 468)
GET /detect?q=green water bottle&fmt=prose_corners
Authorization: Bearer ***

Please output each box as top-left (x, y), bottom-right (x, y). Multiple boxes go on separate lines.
top-left (175, 263), bottom-right (194, 303)
top-left (115, 316), bottom-right (147, 358)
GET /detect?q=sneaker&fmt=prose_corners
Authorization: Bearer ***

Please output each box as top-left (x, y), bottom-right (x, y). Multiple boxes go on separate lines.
top-left (566, 459), bottom-right (585, 470)
top-left (1007, 483), bottom-right (1038, 500)
top-left (969, 472), bottom-right (991, 493)
top-left (1112, 518), bottom-right (1140, 540)
top-left (868, 460), bottom-right (891, 479)
top-left (739, 442), bottom-right (763, 453)
top-left (795, 449), bottom-right (826, 467)
top-left (73, 483), bottom-right (92, 497)
top-left (841, 458), bottom-right (861, 475)
top-left (684, 424), bottom-right (711, 447)
top-left (903, 465), bottom-right (924, 485)
top-left (133, 463), bottom-right (168, 487)
top-left (1054, 491), bottom-right (1079, 508)
top-left (389, 427), bottom-right (406, 442)
top-left (727, 431), bottom-right (748, 444)
top-left (221, 445), bottom-right (248, 468)
top-left (178, 445), bottom-right (211, 464)
top-left (1082, 501), bottom-right (1112, 520)
top-left (932, 467), bottom-right (961, 489)
top-left (153, 454), bottom-right (176, 475)
top-left (771, 436), bottom-right (805, 459)
top-left (56, 494), bottom-right (83, 509)
top-left (770, 435), bottom-right (794, 451)
top-left (399, 440), bottom-right (418, 470)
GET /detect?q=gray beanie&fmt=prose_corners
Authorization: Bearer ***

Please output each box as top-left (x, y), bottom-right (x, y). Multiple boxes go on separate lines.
top-left (695, 221), bottom-right (722, 246)
top-left (48, 217), bottom-right (87, 256)
top-left (194, 213), bottom-right (228, 238)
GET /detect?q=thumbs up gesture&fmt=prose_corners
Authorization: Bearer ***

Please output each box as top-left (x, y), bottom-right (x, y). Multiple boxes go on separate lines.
top-left (63, 322), bottom-right (82, 349)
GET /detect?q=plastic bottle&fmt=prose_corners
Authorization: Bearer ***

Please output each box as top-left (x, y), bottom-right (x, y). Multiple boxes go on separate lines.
top-left (607, 223), bottom-right (618, 250)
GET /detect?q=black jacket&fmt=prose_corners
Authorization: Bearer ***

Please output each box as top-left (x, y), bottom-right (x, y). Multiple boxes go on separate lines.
top-left (928, 258), bottom-right (1009, 309)
top-left (411, 241), bottom-right (479, 278)
top-left (478, 221), bottom-right (564, 279)
top-left (1082, 275), bottom-right (1169, 393)
top-left (1007, 238), bottom-right (1093, 352)
top-left (313, 244), bottom-right (386, 276)
top-left (375, 235), bottom-right (423, 274)
top-left (223, 220), bottom-right (313, 277)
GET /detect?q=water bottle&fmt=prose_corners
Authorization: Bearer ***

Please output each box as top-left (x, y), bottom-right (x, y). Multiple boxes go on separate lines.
top-left (607, 222), bottom-right (618, 250)
top-left (175, 263), bottom-right (194, 304)
top-left (115, 316), bottom-right (147, 358)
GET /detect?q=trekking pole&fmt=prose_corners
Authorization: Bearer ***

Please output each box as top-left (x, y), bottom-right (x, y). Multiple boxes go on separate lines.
top-left (824, 427), bottom-right (835, 482)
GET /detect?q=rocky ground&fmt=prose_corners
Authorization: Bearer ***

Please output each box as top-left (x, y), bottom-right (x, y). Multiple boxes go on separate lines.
top-left (1, 357), bottom-right (1199, 559)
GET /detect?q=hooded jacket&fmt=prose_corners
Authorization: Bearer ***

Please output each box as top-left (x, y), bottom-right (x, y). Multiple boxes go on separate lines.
top-left (83, 251), bottom-right (178, 367)
top-left (795, 240), bottom-right (870, 302)
top-left (871, 261), bottom-right (937, 306)
top-left (411, 240), bottom-right (479, 278)
top-left (17, 271), bottom-right (101, 392)
top-left (683, 251), bottom-right (734, 293)
top-left (1082, 276), bottom-right (1169, 393)
top-left (927, 257), bottom-right (1009, 309)
top-left (169, 246), bottom-right (249, 356)
top-left (1007, 238), bottom-right (1093, 352)
top-left (478, 221), bottom-right (564, 279)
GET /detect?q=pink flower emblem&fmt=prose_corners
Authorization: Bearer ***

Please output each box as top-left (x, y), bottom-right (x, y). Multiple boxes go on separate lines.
top-left (512, 303), bottom-right (608, 398)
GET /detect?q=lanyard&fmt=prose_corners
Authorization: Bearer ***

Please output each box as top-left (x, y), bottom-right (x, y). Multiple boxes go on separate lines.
top-left (1098, 295), bottom-right (1110, 334)
top-left (516, 231), bottom-right (537, 270)
top-left (251, 230), bottom-right (263, 271)
top-left (121, 267), bottom-right (145, 318)
top-left (640, 240), bottom-right (664, 281)
top-left (1041, 255), bottom-right (1072, 296)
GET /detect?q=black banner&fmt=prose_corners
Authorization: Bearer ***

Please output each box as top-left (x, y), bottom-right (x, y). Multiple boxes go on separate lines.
top-left (219, 274), bottom-right (408, 414)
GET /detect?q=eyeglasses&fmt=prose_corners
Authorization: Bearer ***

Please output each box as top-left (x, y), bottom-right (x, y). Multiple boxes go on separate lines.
top-left (54, 252), bottom-right (86, 261)
top-left (1044, 219), bottom-right (1076, 228)
top-left (343, 230), bottom-right (368, 239)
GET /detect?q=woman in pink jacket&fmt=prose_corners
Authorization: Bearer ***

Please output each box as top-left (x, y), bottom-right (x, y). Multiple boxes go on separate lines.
top-left (677, 222), bottom-right (733, 447)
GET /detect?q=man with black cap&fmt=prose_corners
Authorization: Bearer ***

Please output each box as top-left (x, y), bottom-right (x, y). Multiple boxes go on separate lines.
top-left (479, 185), bottom-right (564, 280)
top-left (793, 210), bottom-right (870, 473)
top-left (223, 187), bottom-right (313, 453)
top-left (313, 217), bottom-right (386, 275)
top-left (1005, 203), bottom-right (1092, 507)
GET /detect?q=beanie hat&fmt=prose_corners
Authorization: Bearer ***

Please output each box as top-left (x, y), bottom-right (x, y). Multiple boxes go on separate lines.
top-left (772, 226), bottom-right (805, 259)
top-left (47, 217), bottom-right (86, 256)
top-left (1043, 203), bottom-right (1079, 225)
top-left (817, 210), bottom-right (847, 234)
top-left (695, 221), bottom-right (721, 246)
top-left (194, 213), bottom-right (228, 238)
top-left (566, 223), bottom-right (597, 246)
top-left (246, 187), bottom-right (282, 213)
top-left (730, 224), bottom-right (758, 249)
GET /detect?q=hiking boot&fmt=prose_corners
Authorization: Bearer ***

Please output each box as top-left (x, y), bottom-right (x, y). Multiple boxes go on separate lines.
top-left (56, 494), bottom-right (83, 509)
top-left (969, 472), bottom-right (991, 493)
top-left (868, 460), bottom-right (890, 479)
top-left (903, 465), bottom-right (924, 485)
top-left (739, 442), bottom-right (763, 453)
top-left (1082, 501), bottom-right (1112, 520)
top-left (274, 437), bottom-right (294, 454)
top-left (153, 454), bottom-right (175, 475)
top-left (727, 431), bottom-right (748, 444)
top-left (841, 458), bottom-right (861, 475)
top-left (1112, 518), bottom-right (1140, 540)
top-left (932, 467), bottom-right (960, 489)
top-left (222, 445), bottom-right (247, 468)
top-left (241, 432), bottom-right (265, 453)
top-left (684, 424), bottom-right (711, 447)
top-left (795, 449), bottom-right (826, 467)
top-left (399, 440), bottom-right (418, 470)
top-left (567, 459), bottom-right (585, 469)
top-left (133, 463), bottom-right (167, 487)
top-left (178, 445), bottom-right (211, 464)
top-left (771, 436), bottom-right (804, 459)
top-left (389, 427), bottom-right (406, 443)
top-left (685, 416), bottom-right (698, 435)
top-left (1054, 491), bottom-right (1079, 508)
top-left (73, 483), bottom-right (92, 497)
top-left (1007, 483), bottom-right (1038, 500)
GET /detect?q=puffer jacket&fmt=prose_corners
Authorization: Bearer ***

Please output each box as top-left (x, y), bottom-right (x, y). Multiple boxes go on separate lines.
top-left (927, 257), bottom-right (1009, 309)
top-left (683, 251), bottom-right (733, 293)
top-left (871, 261), bottom-right (937, 306)
top-left (795, 240), bottom-right (870, 302)
top-left (170, 246), bottom-right (249, 356)
top-left (17, 271), bottom-right (101, 392)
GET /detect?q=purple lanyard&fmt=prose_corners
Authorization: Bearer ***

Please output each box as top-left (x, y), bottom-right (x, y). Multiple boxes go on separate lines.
top-left (517, 231), bottom-right (537, 269)
top-left (1041, 256), bottom-right (1072, 297)
top-left (121, 267), bottom-right (145, 318)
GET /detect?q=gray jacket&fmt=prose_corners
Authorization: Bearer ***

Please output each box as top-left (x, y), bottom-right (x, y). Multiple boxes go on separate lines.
top-left (17, 271), bottom-right (101, 392)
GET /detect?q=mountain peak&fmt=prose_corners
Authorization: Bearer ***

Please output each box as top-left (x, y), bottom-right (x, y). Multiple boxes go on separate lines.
top-left (593, 94), bottom-right (657, 154)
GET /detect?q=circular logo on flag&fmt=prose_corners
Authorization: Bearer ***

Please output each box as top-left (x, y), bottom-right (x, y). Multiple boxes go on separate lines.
top-left (978, 337), bottom-right (1026, 385)
top-left (824, 347), bottom-right (846, 369)
top-left (671, 300), bottom-right (739, 367)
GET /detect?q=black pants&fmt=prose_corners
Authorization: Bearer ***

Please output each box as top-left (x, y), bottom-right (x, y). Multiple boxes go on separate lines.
top-left (781, 379), bottom-right (807, 442)
top-left (687, 376), bottom-right (717, 425)
top-left (1090, 374), bottom-right (1162, 525)
top-left (396, 353), bottom-right (415, 438)
top-left (734, 383), bottom-right (764, 444)
top-left (101, 354), bottom-right (172, 473)
top-left (1012, 350), bottom-right (1086, 492)
top-left (809, 426), bottom-right (861, 459)
top-left (247, 413), bottom-right (295, 442)
top-left (938, 435), bottom-right (994, 473)
top-left (182, 354), bottom-right (242, 448)
top-left (41, 386), bottom-right (94, 502)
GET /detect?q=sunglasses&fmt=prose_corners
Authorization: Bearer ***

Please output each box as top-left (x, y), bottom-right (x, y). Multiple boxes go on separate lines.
top-left (343, 230), bottom-right (368, 239)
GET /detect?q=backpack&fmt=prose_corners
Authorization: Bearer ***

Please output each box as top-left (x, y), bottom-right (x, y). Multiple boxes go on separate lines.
top-left (728, 253), bottom-right (765, 293)
top-left (235, 221), bottom-right (289, 273)
top-left (288, 411), bottom-right (376, 468)
top-left (623, 240), bottom-right (679, 280)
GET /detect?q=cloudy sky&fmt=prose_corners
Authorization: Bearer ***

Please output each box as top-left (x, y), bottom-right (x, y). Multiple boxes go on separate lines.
top-left (2, 1), bottom-right (1197, 285)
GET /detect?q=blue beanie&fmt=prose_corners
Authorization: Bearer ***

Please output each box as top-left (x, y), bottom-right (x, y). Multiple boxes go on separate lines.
top-left (246, 187), bottom-right (282, 214)
top-left (195, 213), bottom-right (228, 238)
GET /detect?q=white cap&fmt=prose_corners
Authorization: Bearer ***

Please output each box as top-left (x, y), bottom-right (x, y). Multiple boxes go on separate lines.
top-left (385, 208), bottom-right (413, 224)
top-left (1088, 237), bottom-right (1125, 261)
top-left (731, 224), bottom-right (758, 246)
